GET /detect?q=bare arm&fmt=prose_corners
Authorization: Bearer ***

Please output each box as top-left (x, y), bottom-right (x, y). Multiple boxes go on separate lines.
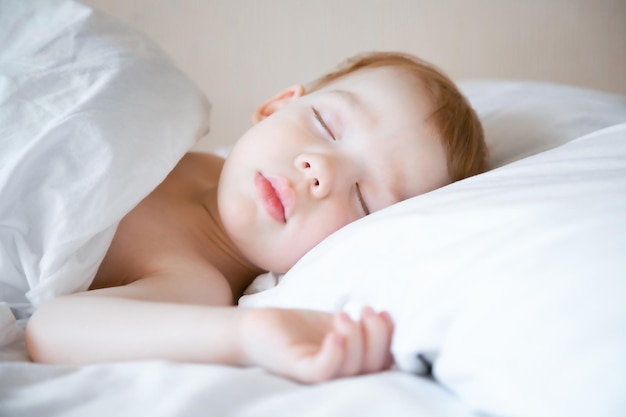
top-left (26, 289), bottom-right (246, 365)
top-left (25, 274), bottom-right (394, 383)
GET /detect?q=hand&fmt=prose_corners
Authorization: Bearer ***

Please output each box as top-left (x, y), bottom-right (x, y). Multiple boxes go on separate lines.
top-left (239, 306), bottom-right (394, 384)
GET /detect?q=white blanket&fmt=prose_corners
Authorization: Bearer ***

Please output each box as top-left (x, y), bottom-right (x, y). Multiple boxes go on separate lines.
top-left (0, 361), bottom-right (478, 417)
top-left (0, 0), bottom-right (209, 349)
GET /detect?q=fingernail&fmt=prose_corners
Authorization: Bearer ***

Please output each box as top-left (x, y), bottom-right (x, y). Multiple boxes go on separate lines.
top-left (380, 311), bottom-right (394, 325)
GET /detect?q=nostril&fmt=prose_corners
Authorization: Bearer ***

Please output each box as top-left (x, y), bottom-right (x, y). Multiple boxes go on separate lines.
top-left (304, 162), bottom-right (311, 169)
top-left (314, 179), bottom-right (320, 186)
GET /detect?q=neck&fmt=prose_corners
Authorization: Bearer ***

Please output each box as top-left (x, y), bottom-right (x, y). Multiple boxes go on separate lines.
top-left (196, 187), bottom-right (264, 299)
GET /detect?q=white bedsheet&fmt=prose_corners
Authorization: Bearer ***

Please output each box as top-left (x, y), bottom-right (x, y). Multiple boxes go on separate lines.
top-left (0, 359), bottom-right (476, 417)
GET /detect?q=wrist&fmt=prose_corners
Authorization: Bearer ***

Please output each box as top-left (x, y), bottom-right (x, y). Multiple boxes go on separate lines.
top-left (237, 307), bottom-right (276, 368)
top-left (196, 305), bottom-right (258, 367)
top-left (236, 307), bottom-right (259, 367)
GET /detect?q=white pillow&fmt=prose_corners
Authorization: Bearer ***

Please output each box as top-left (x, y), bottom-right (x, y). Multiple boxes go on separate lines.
top-left (0, 0), bottom-right (210, 315)
top-left (460, 79), bottom-right (626, 167)
top-left (240, 83), bottom-right (626, 417)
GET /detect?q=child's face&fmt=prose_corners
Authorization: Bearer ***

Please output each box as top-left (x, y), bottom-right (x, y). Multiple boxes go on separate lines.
top-left (218, 67), bottom-right (450, 272)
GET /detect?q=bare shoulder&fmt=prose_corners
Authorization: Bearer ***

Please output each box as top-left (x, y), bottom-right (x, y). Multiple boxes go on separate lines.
top-left (89, 259), bottom-right (234, 306)
top-left (139, 259), bottom-right (235, 306)
top-left (169, 151), bottom-right (225, 187)
top-left (91, 151), bottom-right (232, 300)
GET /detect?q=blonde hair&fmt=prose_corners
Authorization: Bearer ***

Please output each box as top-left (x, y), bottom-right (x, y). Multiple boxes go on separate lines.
top-left (309, 52), bottom-right (488, 182)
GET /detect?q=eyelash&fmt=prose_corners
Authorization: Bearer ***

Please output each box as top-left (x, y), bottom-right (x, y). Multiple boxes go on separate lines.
top-left (356, 183), bottom-right (370, 216)
top-left (312, 107), bottom-right (336, 141)
top-left (311, 107), bottom-right (369, 216)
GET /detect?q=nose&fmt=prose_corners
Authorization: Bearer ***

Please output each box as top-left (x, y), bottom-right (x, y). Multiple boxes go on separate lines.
top-left (295, 152), bottom-right (337, 199)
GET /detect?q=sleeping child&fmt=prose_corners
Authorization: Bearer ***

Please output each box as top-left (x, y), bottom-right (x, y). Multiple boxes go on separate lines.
top-left (25, 51), bottom-right (487, 383)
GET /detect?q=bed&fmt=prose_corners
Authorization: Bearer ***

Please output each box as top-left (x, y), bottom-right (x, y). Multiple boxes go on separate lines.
top-left (1, 1), bottom-right (626, 416)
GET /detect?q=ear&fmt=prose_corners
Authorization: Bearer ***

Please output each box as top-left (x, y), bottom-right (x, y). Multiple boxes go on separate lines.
top-left (252, 85), bottom-right (305, 123)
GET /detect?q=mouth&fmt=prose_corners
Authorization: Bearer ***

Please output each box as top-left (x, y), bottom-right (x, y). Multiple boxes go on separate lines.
top-left (254, 173), bottom-right (293, 223)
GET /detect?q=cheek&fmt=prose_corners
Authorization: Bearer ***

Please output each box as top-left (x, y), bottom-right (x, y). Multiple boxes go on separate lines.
top-left (239, 115), bottom-right (303, 147)
top-left (293, 208), bottom-right (355, 253)
top-left (218, 188), bottom-right (356, 273)
top-left (312, 211), bottom-right (354, 238)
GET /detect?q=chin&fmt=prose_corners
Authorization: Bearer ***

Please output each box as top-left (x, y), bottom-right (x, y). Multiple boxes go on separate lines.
top-left (252, 252), bottom-right (298, 275)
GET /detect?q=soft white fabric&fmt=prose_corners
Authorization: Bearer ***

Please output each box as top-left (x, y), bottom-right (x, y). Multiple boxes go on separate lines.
top-left (0, 361), bottom-right (477, 417)
top-left (461, 79), bottom-right (626, 168)
top-left (0, 0), bottom-right (210, 346)
top-left (240, 83), bottom-right (626, 417)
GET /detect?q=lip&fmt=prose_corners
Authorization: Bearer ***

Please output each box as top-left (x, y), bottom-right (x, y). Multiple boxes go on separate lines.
top-left (254, 173), bottom-right (294, 223)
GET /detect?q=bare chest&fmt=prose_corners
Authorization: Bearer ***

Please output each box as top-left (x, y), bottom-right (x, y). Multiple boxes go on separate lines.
top-left (91, 152), bottom-right (225, 290)
top-left (90, 152), bottom-right (259, 298)
top-left (91, 188), bottom-right (206, 289)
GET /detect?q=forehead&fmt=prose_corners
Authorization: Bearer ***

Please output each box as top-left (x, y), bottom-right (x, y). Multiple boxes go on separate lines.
top-left (315, 67), bottom-right (435, 143)
top-left (316, 66), bottom-right (430, 107)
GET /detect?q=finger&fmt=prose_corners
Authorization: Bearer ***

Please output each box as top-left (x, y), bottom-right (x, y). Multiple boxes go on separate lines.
top-left (379, 310), bottom-right (396, 369)
top-left (361, 307), bottom-right (392, 373)
top-left (292, 332), bottom-right (345, 384)
top-left (334, 312), bottom-right (364, 377)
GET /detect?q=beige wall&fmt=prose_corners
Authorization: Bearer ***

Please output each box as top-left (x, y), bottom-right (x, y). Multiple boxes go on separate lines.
top-left (81, 0), bottom-right (626, 151)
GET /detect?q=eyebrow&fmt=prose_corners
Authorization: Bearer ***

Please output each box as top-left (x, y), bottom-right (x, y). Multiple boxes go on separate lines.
top-left (332, 89), bottom-right (365, 115)
top-left (330, 88), bottom-right (378, 135)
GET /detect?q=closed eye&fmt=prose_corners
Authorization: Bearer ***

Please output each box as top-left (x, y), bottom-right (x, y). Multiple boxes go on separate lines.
top-left (312, 107), bottom-right (336, 141)
top-left (356, 183), bottom-right (370, 216)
